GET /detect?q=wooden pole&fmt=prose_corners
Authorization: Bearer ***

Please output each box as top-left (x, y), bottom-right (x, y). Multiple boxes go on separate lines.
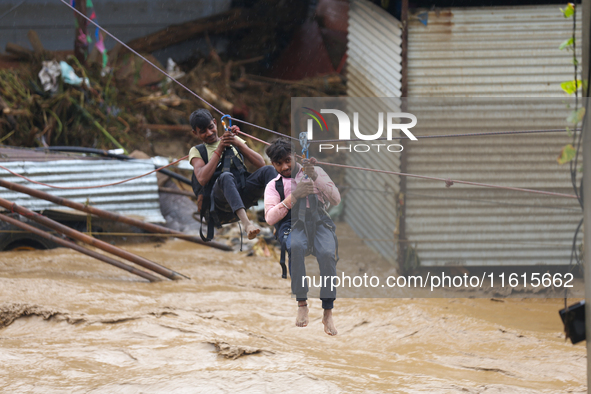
top-left (400, 0), bottom-right (409, 99)
top-left (126, 8), bottom-right (258, 54)
top-left (580, 0), bottom-right (590, 387)
top-left (397, 0), bottom-right (409, 271)
top-left (0, 178), bottom-right (232, 251)
top-left (74, 0), bottom-right (88, 65)
top-left (0, 197), bottom-right (186, 280)
top-left (0, 213), bottom-right (160, 282)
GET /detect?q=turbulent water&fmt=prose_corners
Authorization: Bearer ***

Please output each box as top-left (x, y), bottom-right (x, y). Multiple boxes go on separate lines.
top-left (0, 224), bottom-right (585, 393)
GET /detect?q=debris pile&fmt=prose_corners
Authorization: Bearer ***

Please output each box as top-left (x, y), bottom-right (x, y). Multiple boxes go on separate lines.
top-left (0, 33), bottom-right (346, 155)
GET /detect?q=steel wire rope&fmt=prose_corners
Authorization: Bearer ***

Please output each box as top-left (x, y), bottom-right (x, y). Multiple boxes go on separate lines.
top-left (0, 155), bottom-right (187, 189)
top-left (0, 0), bottom-right (579, 200)
top-left (343, 186), bottom-right (581, 211)
top-left (60, 0), bottom-right (298, 142)
top-left (308, 128), bottom-right (580, 143)
top-left (230, 130), bottom-right (578, 199)
top-left (0, 0), bottom-right (27, 22)
top-left (53, 0), bottom-right (590, 149)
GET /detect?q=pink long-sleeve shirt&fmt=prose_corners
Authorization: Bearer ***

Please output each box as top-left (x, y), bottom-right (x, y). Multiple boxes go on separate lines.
top-left (264, 165), bottom-right (341, 226)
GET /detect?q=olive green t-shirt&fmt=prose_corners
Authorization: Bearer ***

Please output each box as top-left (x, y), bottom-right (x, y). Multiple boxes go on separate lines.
top-left (188, 136), bottom-right (246, 166)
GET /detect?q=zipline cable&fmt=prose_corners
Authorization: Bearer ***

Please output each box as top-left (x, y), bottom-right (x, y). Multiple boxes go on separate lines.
top-left (58, 0), bottom-right (224, 116)
top-left (231, 129), bottom-right (578, 200)
top-left (0, 0), bottom-right (577, 201)
top-left (0, 156), bottom-right (187, 190)
top-left (309, 128), bottom-right (579, 143)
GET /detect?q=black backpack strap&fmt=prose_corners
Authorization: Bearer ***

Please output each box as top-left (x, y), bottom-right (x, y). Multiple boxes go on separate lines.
top-left (191, 144), bottom-right (209, 198)
top-left (231, 155), bottom-right (247, 188)
top-left (275, 178), bottom-right (290, 278)
top-left (279, 237), bottom-right (288, 279)
top-left (220, 147), bottom-right (248, 189)
top-left (222, 147), bottom-right (232, 172)
top-left (208, 187), bottom-right (218, 238)
top-left (199, 210), bottom-right (209, 242)
top-left (199, 184), bottom-right (223, 242)
top-left (275, 178), bottom-right (285, 200)
top-left (307, 194), bottom-right (321, 255)
top-left (197, 144), bottom-right (218, 242)
top-left (296, 197), bottom-right (306, 225)
top-left (197, 144), bottom-right (208, 164)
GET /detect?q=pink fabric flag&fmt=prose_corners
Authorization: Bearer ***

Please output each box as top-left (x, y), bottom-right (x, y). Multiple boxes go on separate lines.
top-left (95, 33), bottom-right (105, 53)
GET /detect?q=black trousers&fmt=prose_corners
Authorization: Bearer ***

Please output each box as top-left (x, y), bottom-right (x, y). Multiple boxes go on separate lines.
top-left (212, 165), bottom-right (277, 213)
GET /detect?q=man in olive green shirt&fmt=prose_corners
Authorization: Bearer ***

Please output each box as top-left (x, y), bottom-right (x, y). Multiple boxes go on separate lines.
top-left (189, 109), bottom-right (277, 239)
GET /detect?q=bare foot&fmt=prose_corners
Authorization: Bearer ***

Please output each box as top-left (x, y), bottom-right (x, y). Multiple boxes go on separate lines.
top-left (322, 309), bottom-right (337, 336)
top-left (296, 302), bottom-right (308, 327)
top-left (245, 223), bottom-right (260, 240)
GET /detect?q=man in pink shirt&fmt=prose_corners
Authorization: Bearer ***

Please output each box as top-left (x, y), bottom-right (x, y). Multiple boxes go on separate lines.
top-left (264, 139), bottom-right (341, 336)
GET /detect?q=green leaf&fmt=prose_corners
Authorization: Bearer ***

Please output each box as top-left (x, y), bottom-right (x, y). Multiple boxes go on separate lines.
top-left (557, 144), bottom-right (576, 164)
top-left (571, 58), bottom-right (579, 66)
top-left (561, 3), bottom-right (575, 18)
top-left (559, 37), bottom-right (574, 50)
top-left (561, 80), bottom-right (582, 94)
top-left (567, 107), bottom-right (586, 124)
top-left (566, 126), bottom-right (572, 137)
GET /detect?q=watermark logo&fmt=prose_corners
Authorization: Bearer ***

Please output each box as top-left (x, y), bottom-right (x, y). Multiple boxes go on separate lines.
top-left (302, 107), bottom-right (417, 153)
top-left (302, 107), bottom-right (329, 139)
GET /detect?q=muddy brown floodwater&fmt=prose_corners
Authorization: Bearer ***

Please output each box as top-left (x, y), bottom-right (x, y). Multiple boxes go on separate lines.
top-left (0, 223), bottom-right (586, 393)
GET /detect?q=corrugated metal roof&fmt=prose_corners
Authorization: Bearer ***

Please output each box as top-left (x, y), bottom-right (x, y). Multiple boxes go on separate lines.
top-left (345, 0), bottom-right (403, 263)
top-left (0, 159), bottom-right (165, 223)
top-left (0, 147), bottom-right (102, 162)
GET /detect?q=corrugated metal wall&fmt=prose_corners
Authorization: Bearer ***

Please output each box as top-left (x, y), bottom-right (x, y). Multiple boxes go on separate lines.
top-left (407, 5), bottom-right (582, 97)
top-left (405, 5), bottom-right (584, 266)
top-left (345, 0), bottom-right (402, 263)
top-left (0, 159), bottom-right (166, 223)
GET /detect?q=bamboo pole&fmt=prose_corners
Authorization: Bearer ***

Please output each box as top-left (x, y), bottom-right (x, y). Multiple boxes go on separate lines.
top-left (0, 178), bottom-right (232, 251)
top-left (0, 213), bottom-right (160, 282)
top-left (0, 197), bottom-right (186, 280)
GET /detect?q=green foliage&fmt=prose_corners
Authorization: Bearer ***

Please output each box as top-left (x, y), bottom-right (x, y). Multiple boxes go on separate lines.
top-left (559, 37), bottom-right (574, 50)
top-left (560, 3), bottom-right (575, 18)
top-left (557, 144), bottom-right (576, 164)
top-left (561, 80), bottom-right (582, 95)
